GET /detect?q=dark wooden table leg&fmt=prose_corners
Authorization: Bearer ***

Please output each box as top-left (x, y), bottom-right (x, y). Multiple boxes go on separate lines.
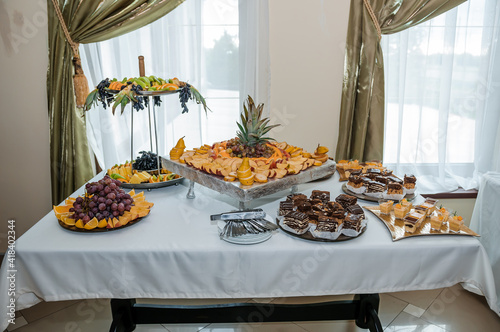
top-left (110, 299), bottom-right (136, 332)
top-left (354, 294), bottom-right (383, 332)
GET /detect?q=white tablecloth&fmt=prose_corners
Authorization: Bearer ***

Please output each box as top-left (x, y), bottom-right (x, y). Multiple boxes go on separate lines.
top-left (1, 173), bottom-right (499, 330)
top-left (470, 172), bottom-right (500, 308)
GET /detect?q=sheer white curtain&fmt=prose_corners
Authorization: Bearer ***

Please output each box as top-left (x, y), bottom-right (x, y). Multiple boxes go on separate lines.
top-left (381, 0), bottom-right (500, 193)
top-left (80, 0), bottom-right (269, 170)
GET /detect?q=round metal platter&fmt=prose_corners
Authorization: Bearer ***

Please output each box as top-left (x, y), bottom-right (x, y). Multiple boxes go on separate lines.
top-left (57, 216), bottom-right (145, 233)
top-left (277, 218), bottom-right (365, 242)
top-left (342, 183), bottom-right (416, 202)
top-left (120, 176), bottom-right (183, 189)
top-left (105, 88), bottom-right (180, 96)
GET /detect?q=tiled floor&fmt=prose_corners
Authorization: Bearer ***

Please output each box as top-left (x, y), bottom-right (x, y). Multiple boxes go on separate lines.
top-left (6, 285), bottom-right (500, 332)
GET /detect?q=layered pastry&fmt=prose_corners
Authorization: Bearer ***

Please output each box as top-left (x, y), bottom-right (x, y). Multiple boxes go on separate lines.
top-left (343, 213), bottom-right (363, 232)
top-left (404, 174), bottom-right (417, 194)
top-left (379, 200), bottom-right (394, 215)
top-left (400, 198), bottom-right (413, 215)
top-left (430, 212), bottom-right (444, 231)
top-left (437, 207), bottom-right (450, 223)
top-left (387, 175), bottom-right (404, 184)
top-left (387, 183), bottom-right (404, 195)
top-left (345, 165), bottom-right (363, 178)
top-left (346, 204), bottom-right (364, 216)
top-left (335, 194), bottom-right (358, 209)
top-left (316, 215), bottom-right (342, 232)
top-left (347, 175), bottom-right (366, 194)
top-left (287, 193), bottom-right (308, 207)
top-left (449, 215), bottom-right (464, 233)
top-left (403, 212), bottom-right (425, 234)
top-left (279, 201), bottom-right (295, 216)
top-left (310, 190), bottom-right (330, 203)
top-left (381, 169), bottom-right (393, 177)
top-left (330, 210), bottom-right (345, 224)
top-left (297, 201), bottom-right (312, 213)
top-left (283, 211), bottom-right (310, 233)
top-left (327, 201), bottom-right (344, 213)
top-left (393, 203), bottom-right (406, 219)
top-left (375, 176), bottom-right (388, 185)
top-left (421, 198), bottom-right (438, 215)
top-left (366, 168), bottom-right (381, 179)
top-left (414, 204), bottom-right (428, 217)
top-left (365, 181), bottom-right (385, 198)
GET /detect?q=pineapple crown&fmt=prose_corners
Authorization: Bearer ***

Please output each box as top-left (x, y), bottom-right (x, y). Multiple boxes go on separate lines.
top-left (236, 96), bottom-right (280, 147)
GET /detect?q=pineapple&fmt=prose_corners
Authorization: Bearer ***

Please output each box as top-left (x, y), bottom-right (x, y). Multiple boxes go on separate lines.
top-left (226, 96), bottom-right (280, 158)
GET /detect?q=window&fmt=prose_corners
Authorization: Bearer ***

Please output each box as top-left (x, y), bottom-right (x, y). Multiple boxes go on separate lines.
top-left (81, 0), bottom-right (268, 170)
top-left (381, 0), bottom-right (500, 192)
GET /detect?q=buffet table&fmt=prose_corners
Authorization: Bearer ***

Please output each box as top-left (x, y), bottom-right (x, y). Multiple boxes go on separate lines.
top-left (1, 172), bottom-right (499, 331)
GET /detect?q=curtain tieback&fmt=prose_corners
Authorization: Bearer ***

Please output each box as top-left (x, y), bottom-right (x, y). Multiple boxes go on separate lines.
top-left (363, 0), bottom-right (382, 41)
top-left (50, 0), bottom-right (89, 108)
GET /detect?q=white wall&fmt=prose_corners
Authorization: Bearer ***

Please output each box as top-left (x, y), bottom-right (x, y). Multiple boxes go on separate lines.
top-left (269, 0), bottom-right (350, 155)
top-left (0, 0), bottom-right (52, 252)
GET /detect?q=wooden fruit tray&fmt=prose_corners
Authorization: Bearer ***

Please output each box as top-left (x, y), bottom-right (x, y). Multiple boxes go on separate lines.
top-left (162, 158), bottom-right (336, 202)
top-left (364, 206), bottom-right (479, 241)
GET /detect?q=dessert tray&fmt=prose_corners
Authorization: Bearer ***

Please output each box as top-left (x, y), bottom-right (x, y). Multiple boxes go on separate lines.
top-left (120, 177), bottom-right (183, 189)
top-left (162, 158), bottom-right (336, 202)
top-left (342, 183), bottom-right (416, 202)
top-left (277, 217), bottom-right (366, 242)
top-left (364, 206), bottom-right (479, 241)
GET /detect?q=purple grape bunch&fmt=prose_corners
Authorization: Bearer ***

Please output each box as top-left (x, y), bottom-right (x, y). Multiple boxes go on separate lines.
top-left (70, 175), bottom-right (134, 223)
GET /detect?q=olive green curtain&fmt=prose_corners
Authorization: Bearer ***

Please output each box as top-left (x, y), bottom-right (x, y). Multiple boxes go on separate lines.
top-left (47, 0), bottom-right (185, 204)
top-left (335, 0), bottom-right (466, 162)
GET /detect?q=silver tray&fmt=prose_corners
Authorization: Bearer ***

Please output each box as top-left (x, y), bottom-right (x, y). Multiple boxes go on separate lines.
top-left (342, 183), bottom-right (416, 202)
top-left (162, 158), bottom-right (336, 202)
top-left (106, 88), bottom-right (180, 96)
top-left (120, 176), bottom-right (183, 189)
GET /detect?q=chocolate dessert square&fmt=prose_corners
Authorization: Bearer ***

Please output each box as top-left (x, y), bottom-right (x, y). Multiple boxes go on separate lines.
top-left (404, 174), bottom-right (417, 184)
top-left (387, 175), bottom-right (403, 184)
top-left (343, 213), bottom-right (362, 232)
top-left (297, 201), bottom-right (312, 212)
top-left (335, 194), bottom-right (357, 209)
top-left (284, 211), bottom-right (310, 231)
top-left (375, 176), bottom-right (388, 184)
top-left (279, 201), bottom-right (295, 216)
top-left (327, 201), bottom-right (344, 213)
top-left (310, 190), bottom-right (330, 202)
top-left (387, 182), bottom-right (403, 194)
top-left (346, 204), bottom-right (364, 216)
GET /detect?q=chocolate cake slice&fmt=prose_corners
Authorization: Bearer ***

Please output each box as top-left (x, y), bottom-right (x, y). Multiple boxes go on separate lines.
top-left (387, 182), bottom-right (403, 195)
top-left (346, 204), bottom-right (364, 216)
top-left (348, 175), bottom-right (364, 188)
top-left (310, 190), bottom-right (330, 202)
top-left (335, 194), bottom-right (357, 209)
top-left (387, 175), bottom-right (403, 184)
top-left (366, 181), bottom-right (385, 194)
top-left (297, 201), bottom-right (312, 212)
top-left (375, 176), bottom-right (388, 184)
top-left (404, 174), bottom-right (417, 185)
top-left (343, 213), bottom-right (363, 232)
top-left (316, 215), bottom-right (341, 232)
top-left (279, 201), bottom-right (295, 216)
top-left (283, 211), bottom-right (310, 232)
top-left (327, 201), bottom-right (344, 212)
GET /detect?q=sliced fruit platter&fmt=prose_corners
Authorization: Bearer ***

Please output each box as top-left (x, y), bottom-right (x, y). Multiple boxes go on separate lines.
top-left (169, 96), bottom-right (332, 187)
top-left (53, 175), bottom-right (153, 232)
top-left (84, 76), bottom-right (210, 115)
top-left (108, 151), bottom-right (182, 189)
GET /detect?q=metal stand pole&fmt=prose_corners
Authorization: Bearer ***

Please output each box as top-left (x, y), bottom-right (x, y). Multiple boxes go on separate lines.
top-left (130, 108), bottom-right (134, 163)
top-left (152, 97), bottom-right (161, 175)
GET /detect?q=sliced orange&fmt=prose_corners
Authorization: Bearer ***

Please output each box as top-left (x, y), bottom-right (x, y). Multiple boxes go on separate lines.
top-left (134, 201), bottom-right (154, 209)
top-left (97, 219), bottom-right (108, 228)
top-left (53, 205), bottom-right (72, 214)
top-left (63, 217), bottom-right (76, 226)
top-left (65, 197), bottom-right (76, 205)
top-left (75, 219), bottom-right (84, 228)
top-left (84, 217), bottom-right (98, 230)
top-left (128, 189), bottom-right (136, 196)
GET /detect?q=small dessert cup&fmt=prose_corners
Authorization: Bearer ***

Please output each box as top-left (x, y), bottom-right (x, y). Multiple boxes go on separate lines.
top-left (379, 200), bottom-right (394, 215)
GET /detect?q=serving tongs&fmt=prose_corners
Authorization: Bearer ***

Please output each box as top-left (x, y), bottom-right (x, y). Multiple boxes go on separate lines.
top-left (215, 209), bottom-right (278, 239)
